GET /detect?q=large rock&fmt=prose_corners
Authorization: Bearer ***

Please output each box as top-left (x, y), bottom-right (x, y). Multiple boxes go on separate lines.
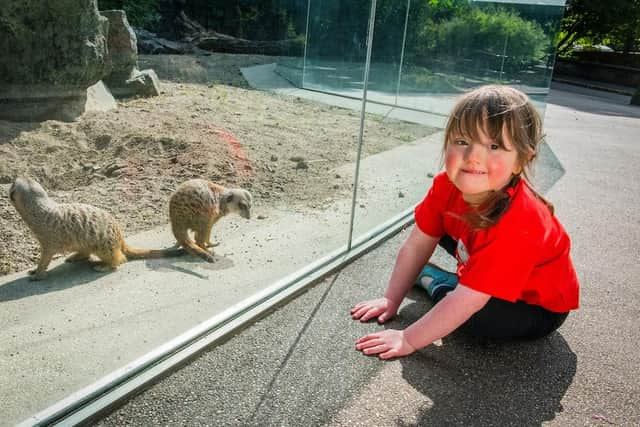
top-left (101, 10), bottom-right (138, 86)
top-left (100, 10), bottom-right (161, 98)
top-left (0, 0), bottom-right (111, 122)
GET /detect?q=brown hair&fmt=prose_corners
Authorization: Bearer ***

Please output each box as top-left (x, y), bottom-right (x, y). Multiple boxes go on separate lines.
top-left (443, 85), bottom-right (553, 229)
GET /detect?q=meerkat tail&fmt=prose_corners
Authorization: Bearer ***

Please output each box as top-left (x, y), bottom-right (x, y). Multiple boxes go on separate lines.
top-left (122, 244), bottom-right (186, 259)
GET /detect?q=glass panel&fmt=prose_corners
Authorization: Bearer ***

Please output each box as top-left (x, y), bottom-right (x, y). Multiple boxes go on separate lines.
top-left (351, 0), bottom-right (566, 243)
top-left (0, 0), bottom-right (567, 423)
top-left (397, 0), bottom-right (566, 115)
top-left (299, 1), bottom-right (370, 98)
top-left (1, 1), bottom-right (357, 423)
top-left (364, 0), bottom-right (409, 106)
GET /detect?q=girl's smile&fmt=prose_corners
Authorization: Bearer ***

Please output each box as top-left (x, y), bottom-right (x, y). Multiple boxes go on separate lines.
top-left (460, 168), bottom-right (486, 175)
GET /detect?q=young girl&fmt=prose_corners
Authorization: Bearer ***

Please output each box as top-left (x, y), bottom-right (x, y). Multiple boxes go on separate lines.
top-left (350, 85), bottom-right (579, 359)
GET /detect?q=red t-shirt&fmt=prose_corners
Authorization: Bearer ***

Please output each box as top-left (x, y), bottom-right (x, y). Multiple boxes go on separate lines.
top-left (414, 172), bottom-right (579, 313)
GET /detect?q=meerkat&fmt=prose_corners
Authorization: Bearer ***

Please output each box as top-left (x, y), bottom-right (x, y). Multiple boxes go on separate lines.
top-left (169, 179), bottom-right (252, 262)
top-left (9, 177), bottom-right (183, 280)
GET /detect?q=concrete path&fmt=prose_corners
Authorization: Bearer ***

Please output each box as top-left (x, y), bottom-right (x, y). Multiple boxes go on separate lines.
top-left (1, 98), bottom-right (445, 425)
top-left (92, 84), bottom-right (640, 425)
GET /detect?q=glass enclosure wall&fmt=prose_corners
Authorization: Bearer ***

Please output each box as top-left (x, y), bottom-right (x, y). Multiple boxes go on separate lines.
top-left (278, 0), bottom-right (565, 116)
top-left (275, 0), bottom-right (566, 240)
top-left (0, 0), bottom-right (564, 424)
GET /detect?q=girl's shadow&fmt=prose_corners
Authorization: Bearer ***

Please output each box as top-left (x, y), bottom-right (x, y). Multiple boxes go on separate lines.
top-left (386, 289), bottom-right (577, 425)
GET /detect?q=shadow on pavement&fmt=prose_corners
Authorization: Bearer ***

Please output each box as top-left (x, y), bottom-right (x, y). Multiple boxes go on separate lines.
top-left (0, 254), bottom-right (229, 302)
top-left (548, 83), bottom-right (640, 118)
top-left (392, 298), bottom-right (577, 425)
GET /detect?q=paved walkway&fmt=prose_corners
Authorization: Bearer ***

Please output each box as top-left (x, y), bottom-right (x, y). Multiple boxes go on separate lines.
top-left (92, 84), bottom-right (640, 425)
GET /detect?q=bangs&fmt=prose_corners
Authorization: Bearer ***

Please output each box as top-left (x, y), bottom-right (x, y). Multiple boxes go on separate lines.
top-left (445, 85), bottom-right (533, 152)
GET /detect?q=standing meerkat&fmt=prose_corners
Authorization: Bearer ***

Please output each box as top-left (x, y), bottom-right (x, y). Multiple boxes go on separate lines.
top-left (169, 179), bottom-right (252, 262)
top-left (9, 177), bottom-right (183, 280)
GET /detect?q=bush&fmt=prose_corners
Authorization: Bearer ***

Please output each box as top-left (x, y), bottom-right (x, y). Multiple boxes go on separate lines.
top-left (418, 7), bottom-right (549, 73)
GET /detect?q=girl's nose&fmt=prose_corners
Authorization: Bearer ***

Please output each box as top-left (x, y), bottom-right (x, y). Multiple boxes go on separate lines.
top-left (463, 143), bottom-right (484, 162)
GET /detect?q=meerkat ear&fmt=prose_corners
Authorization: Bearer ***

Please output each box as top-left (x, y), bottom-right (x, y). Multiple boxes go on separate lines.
top-left (225, 192), bottom-right (235, 204)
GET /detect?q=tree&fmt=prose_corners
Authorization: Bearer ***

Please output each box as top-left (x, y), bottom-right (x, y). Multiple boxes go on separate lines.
top-left (557, 0), bottom-right (640, 55)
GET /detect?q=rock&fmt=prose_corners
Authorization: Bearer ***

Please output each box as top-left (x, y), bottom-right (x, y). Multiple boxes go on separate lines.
top-left (124, 69), bottom-right (161, 97)
top-left (100, 10), bottom-right (160, 98)
top-left (0, 0), bottom-right (110, 122)
top-left (85, 81), bottom-right (117, 113)
top-left (101, 10), bottom-right (138, 86)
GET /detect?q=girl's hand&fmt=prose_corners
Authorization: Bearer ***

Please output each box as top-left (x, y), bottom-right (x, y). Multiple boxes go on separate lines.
top-left (355, 329), bottom-right (416, 359)
top-left (350, 298), bottom-right (398, 323)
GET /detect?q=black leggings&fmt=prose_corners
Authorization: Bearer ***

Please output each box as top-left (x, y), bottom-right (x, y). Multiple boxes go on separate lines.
top-left (435, 235), bottom-right (568, 339)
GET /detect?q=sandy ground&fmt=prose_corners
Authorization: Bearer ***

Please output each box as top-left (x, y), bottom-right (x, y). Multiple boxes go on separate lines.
top-left (0, 53), bottom-right (436, 276)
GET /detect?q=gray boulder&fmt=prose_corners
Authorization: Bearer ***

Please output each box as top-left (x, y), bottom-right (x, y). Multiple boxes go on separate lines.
top-left (101, 10), bottom-right (138, 86)
top-left (0, 0), bottom-right (111, 122)
top-left (125, 69), bottom-right (161, 97)
top-left (101, 10), bottom-right (161, 98)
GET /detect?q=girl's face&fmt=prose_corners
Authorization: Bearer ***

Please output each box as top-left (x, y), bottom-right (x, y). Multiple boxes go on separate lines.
top-left (445, 125), bottom-right (520, 205)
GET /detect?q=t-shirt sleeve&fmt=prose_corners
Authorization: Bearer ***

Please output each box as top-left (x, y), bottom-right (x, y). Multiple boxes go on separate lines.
top-left (414, 173), bottom-right (448, 238)
top-left (457, 228), bottom-right (537, 302)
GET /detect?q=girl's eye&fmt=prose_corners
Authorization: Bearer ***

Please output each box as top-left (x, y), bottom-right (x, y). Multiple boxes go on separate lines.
top-left (490, 144), bottom-right (500, 150)
top-left (454, 139), bottom-right (468, 146)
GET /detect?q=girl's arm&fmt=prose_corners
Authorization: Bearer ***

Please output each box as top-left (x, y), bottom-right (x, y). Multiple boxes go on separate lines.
top-left (356, 284), bottom-right (491, 359)
top-left (350, 226), bottom-right (439, 323)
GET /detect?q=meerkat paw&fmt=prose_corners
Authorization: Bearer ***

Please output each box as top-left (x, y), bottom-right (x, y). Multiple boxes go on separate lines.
top-left (205, 240), bottom-right (220, 248)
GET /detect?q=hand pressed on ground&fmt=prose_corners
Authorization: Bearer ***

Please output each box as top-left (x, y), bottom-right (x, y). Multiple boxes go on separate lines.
top-left (350, 297), bottom-right (399, 323)
top-left (355, 329), bottom-right (417, 359)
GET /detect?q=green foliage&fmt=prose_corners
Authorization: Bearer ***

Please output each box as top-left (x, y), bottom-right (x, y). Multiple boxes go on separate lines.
top-left (0, 14), bottom-right (22, 39)
top-left (98, 0), bottom-right (160, 28)
top-left (418, 7), bottom-right (549, 72)
top-left (559, 0), bottom-right (640, 54)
